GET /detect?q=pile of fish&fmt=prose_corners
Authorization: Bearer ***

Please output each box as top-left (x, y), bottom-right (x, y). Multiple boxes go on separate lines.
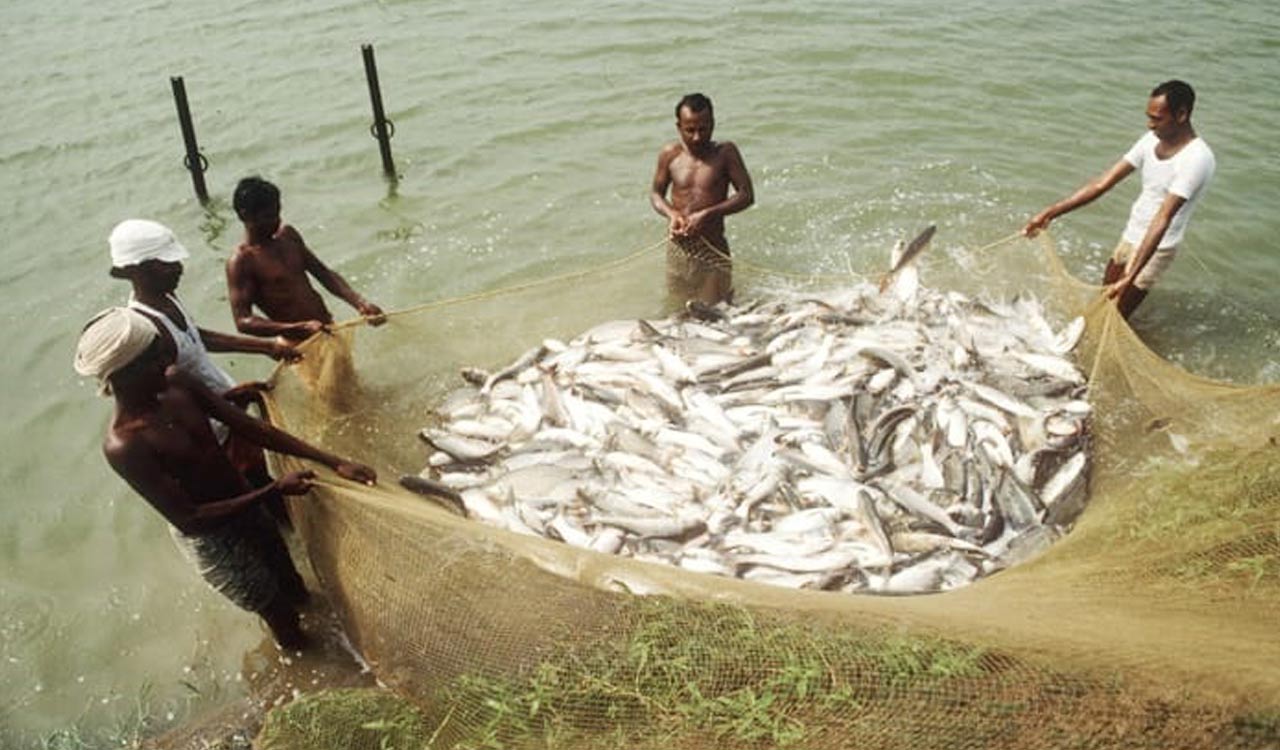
top-left (405, 271), bottom-right (1091, 595)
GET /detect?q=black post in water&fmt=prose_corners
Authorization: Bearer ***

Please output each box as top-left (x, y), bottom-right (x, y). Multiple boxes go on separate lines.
top-left (170, 76), bottom-right (209, 204)
top-left (361, 44), bottom-right (397, 179)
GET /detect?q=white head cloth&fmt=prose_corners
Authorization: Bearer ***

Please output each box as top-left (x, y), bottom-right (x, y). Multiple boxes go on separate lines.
top-left (74, 307), bottom-right (160, 395)
top-left (108, 219), bottom-right (189, 268)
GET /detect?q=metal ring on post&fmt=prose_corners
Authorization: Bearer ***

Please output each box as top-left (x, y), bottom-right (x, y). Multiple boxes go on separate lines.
top-left (369, 119), bottom-right (396, 140)
top-left (182, 152), bottom-right (210, 174)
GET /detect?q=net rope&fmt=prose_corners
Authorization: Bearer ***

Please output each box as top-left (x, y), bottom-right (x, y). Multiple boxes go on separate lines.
top-left (253, 230), bottom-right (1280, 750)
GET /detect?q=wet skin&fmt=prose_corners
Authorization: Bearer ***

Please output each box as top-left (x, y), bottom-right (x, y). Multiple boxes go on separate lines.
top-left (650, 106), bottom-right (754, 252)
top-left (226, 200), bottom-right (385, 342)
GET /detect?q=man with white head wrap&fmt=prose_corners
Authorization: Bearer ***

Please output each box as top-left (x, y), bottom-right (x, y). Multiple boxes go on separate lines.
top-left (109, 219), bottom-right (303, 524)
top-left (107, 218), bottom-right (300, 395)
top-left (75, 307), bottom-right (377, 650)
top-left (73, 306), bottom-right (161, 394)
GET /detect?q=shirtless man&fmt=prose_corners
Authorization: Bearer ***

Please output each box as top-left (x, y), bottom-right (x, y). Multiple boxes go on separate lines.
top-left (1023, 80), bottom-right (1215, 319)
top-left (650, 93), bottom-right (754, 305)
top-left (74, 307), bottom-right (377, 649)
top-left (227, 176), bottom-right (386, 341)
top-left (109, 218), bottom-right (300, 522)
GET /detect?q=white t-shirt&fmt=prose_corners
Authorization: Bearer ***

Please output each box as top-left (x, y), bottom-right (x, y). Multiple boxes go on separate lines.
top-left (1120, 131), bottom-right (1215, 249)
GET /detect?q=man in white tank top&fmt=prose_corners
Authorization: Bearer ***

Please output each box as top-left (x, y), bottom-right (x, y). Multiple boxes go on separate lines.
top-left (108, 219), bottom-right (303, 524)
top-left (107, 219), bottom-right (300, 396)
top-left (1023, 80), bottom-right (1215, 318)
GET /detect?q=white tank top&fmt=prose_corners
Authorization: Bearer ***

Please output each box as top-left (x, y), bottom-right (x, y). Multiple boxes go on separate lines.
top-left (128, 293), bottom-right (237, 442)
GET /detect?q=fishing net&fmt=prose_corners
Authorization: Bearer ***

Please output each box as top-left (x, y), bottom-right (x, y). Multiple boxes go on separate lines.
top-left (255, 233), bottom-right (1280, 750)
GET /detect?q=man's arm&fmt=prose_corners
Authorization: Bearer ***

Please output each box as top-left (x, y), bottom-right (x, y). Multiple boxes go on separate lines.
top-left (221, 380), bottom-right (271, 409)
top-left (1106, 192), bottom-right (1186, 300)
top-left (649, 145), bottom-right (687, 237)
top-left (1023, 159), bottom-right (1135, 237)
top-left (291, 227), bottom-right (386, 325)
top-left (168, 366), bottom-right (377, 485)
top-left (685, 143), bottom-right (754, 234)
top-left (198, 328), bottom-right (301, 362)
top-left (225, 253), bottom-right (328, 340)
top-left (107, 440), bottom-right (315, 535)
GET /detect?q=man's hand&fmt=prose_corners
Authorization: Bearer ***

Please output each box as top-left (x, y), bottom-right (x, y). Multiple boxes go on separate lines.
top-left (334, 461), bottom-right (377, 486)
top-left (223, 380), bottom-right (272, 408)
top-left (1104, 276), bottom-right (1132, 300)
top-left (1022, 210), bottom-right (1053, 238)
top-left (684, 209), bottom-right (710, 237)
top-left (276, 470), bottom-right (317, 496)
top-left (295, 320), bottom-right (330, 339)
top-left (268, 342), bottom-right (303, 363)
top-left (668, 212), bottom-right (689, 238)
top-left (357, 301), bottom-right (387, 327)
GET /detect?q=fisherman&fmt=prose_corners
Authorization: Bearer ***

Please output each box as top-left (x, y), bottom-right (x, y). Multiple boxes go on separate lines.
top-left (74, 307), bottom-right (377, 649)
top-left (109, 218), bottom-right (300, 523)
top-left (650, 93), bottom-right (755, 306)
top-left (226, 176), bottom-right (386, 342)
top-left (110, 218), bottom-right (300, 378)
top-left (1022, 80), bottom-right (1215, 318)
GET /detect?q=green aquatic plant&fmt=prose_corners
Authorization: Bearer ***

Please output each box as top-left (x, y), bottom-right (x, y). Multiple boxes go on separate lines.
top-left (256, 688), bottom-right (431, 750)
top-left (439, 598), bottom-right (987, 750)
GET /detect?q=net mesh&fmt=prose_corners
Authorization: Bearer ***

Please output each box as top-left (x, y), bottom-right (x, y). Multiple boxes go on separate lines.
top-left (256, 233), bottom-right (1280, 750)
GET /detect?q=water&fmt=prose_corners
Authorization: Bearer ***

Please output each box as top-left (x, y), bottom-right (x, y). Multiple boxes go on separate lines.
top-left (2, 0), bottom-right (1278, 743)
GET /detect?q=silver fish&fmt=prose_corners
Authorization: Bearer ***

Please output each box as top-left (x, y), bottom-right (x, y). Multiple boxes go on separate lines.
top-left (481, 344), bottom-right (549, 395)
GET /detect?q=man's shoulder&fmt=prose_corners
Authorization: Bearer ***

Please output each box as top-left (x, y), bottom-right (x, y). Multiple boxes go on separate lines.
top-left (658, 141), bottom-right (683, 160)
top-left (1189, 136), bottom-right (1215, 160)
top-left (1179, 137), bottom-right (1216, 182)
top-left (226, 242), bottom-right (262, 273)
top-left (1123, 131), bottom-right (1157, 166)
top-left (104, 414), bottom-right (159, 469)
top-left (1131, 131), bottom-right (1158, 151)
top-left (229, 239), bottom-right (263, 258)
top-left (715, 140), bottom-right (743, 159)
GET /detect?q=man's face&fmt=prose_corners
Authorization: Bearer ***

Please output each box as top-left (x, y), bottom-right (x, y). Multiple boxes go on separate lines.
top-left (677, 107), bottom-right (714, 155)
top-left (115, 336), bottom-right (176, 394)
top-left (133, 260), bottom-right (183, 294)
top-left (1145, 95), bottom-right (1187, 141)
top-left (241, 201), bottom-right (282, 236)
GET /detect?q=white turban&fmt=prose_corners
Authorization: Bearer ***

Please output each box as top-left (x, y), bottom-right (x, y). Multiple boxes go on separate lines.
top-left (74, 307), bottom-right (160, 395)
top-left (108, 219), bottom-right (189, 268)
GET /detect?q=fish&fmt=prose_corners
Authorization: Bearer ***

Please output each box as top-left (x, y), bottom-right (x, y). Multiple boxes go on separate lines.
top-left (481, 344), bottom-right (550, 395)
top-left (398, 475), bottom-right (466, 516)
top-left (890, 531), bottom-right (987, 557)
top-left (419, 429), bottom-right (504, 463)
top-left (1051, 316), bottom-right (1086, 355)
top-left (962, 380), bottom-right (1039, 419)
top-left (1012, 351), bottom-right (1085, 384)
top-left (735, 546), bottom-right (867, 575)
top-left (993, 471), bottom-right (1042, 531)
top-left (879, 224), bottom-right (937, 293)
top-left (878, 483), bottom-right (965, 537)
top-left (594, 514), bottom-right (707, 540)
top-left (419, 271), bottom-right (1093, 596)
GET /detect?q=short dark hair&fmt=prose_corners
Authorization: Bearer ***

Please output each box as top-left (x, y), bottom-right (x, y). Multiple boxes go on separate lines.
top-left (676, 93), bottom-right (713, 120)
top-left (233, 176), bottom-right (281, 218)
top-left (1151, 80), bottom-right (1195, 117)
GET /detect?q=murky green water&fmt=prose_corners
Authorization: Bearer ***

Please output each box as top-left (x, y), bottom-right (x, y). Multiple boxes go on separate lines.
top-left (2, 0), bottom-right (1277, 743)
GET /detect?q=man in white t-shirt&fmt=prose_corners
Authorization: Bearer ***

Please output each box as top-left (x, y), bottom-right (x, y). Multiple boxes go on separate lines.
top-left (1023, 80), bottom-right (1215, 318)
